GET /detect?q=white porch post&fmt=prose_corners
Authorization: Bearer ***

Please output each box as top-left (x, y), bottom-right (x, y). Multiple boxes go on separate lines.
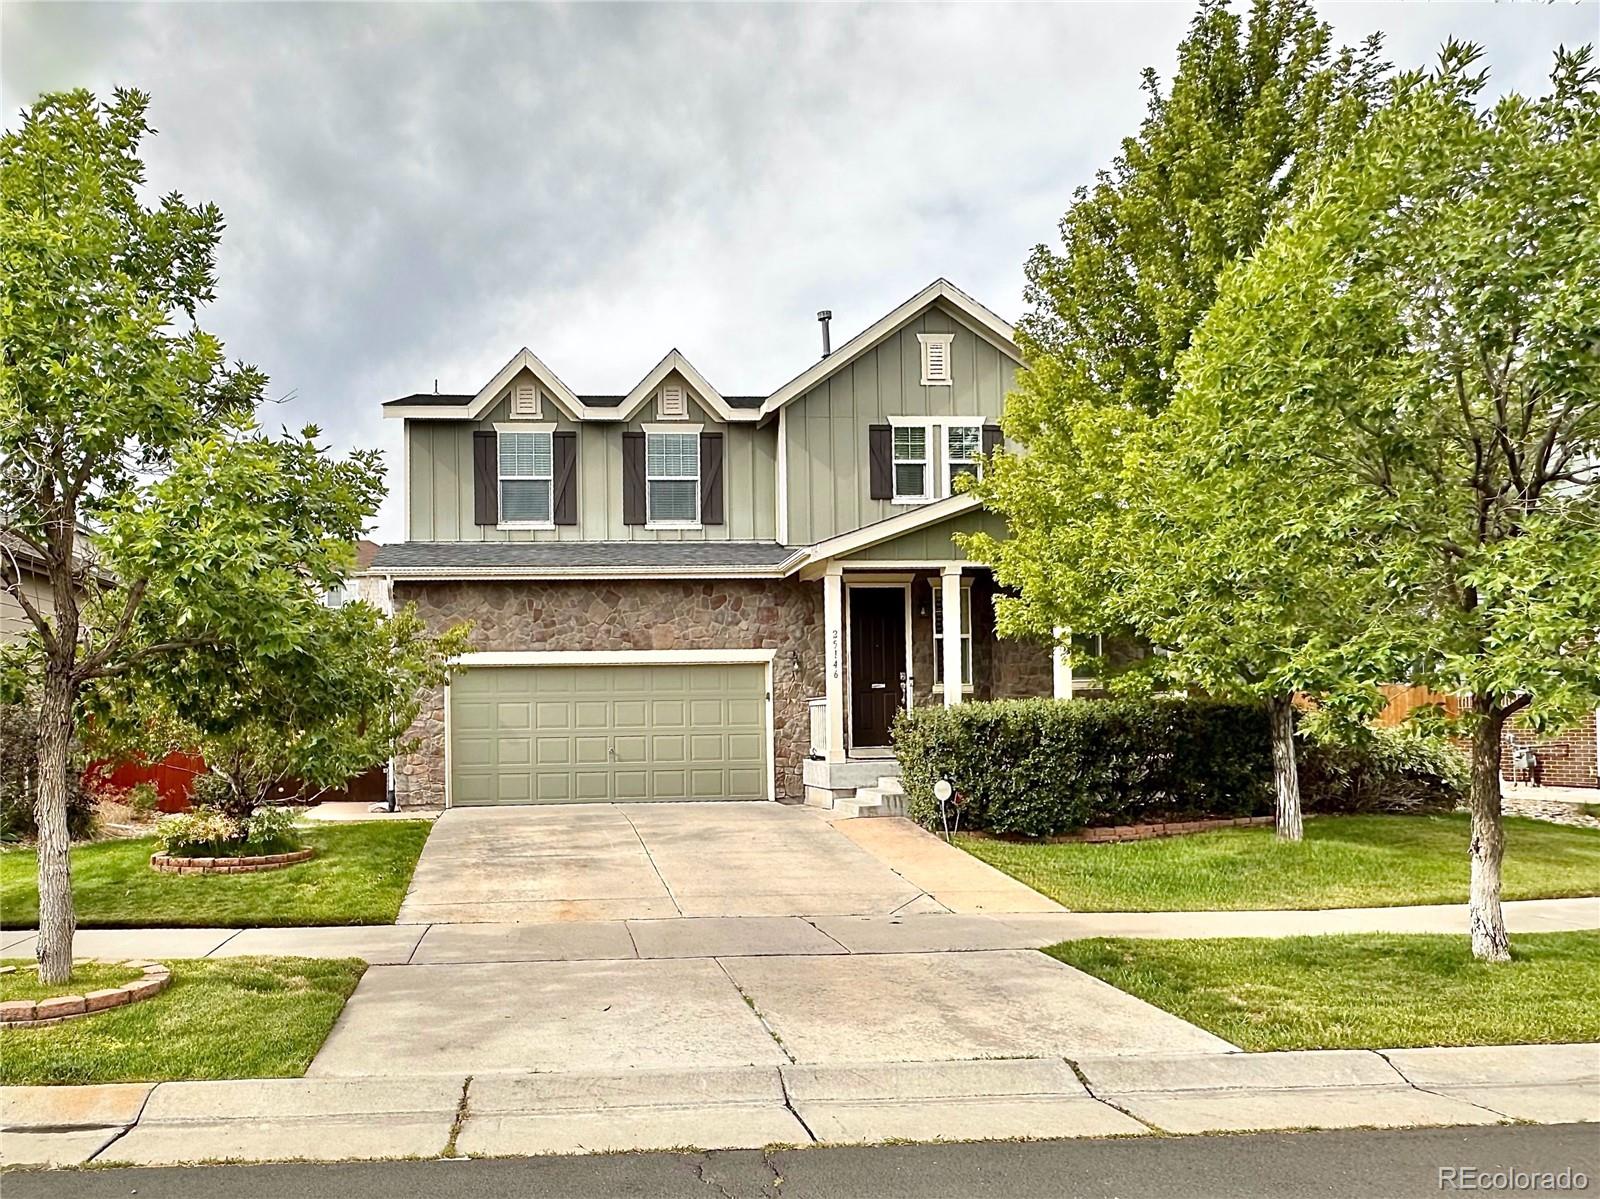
top-left (1052, 625), bottom-right (1074, 700)
top-left (823, 565), bottom-right (847, 761)
top-left (941, 565), bottom-right (964, 708)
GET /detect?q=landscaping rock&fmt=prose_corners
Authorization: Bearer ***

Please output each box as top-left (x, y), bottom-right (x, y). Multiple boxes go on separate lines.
top-left (33, 995), bottom-right (86, 1020)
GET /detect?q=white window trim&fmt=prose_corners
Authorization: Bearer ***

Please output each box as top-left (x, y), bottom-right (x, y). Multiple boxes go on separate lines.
top-left (890, 422), bottom-right (933, 505)
top-left (930, 578), bottom-right (975, 692)
top-left (496, 425), bottom-right (557, 530)
top-left (943, 420), bottom-right (984, 497)
top-left (644, 427), bottom-right (702, 529)
top-left (917, 332), bottom-right (954, 386)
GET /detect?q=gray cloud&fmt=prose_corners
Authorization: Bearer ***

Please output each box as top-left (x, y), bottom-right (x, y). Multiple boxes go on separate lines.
top-left (5, 1), bottom-right (1593, 539)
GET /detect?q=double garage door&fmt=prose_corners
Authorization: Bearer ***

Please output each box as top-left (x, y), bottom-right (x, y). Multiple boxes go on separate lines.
top-left (449, 662), bottom-right (769, 805)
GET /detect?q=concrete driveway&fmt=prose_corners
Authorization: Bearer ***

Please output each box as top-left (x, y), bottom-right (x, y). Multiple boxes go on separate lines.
top-left (396, 802), bottom-right (937, 924)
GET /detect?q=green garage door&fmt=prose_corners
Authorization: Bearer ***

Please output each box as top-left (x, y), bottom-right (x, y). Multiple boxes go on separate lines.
top-left (449, 663), bottom-right (769, 805)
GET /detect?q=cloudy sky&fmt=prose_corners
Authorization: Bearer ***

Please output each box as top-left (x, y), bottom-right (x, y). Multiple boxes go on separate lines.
top-left (4, 1), bottom-right (1594, 540)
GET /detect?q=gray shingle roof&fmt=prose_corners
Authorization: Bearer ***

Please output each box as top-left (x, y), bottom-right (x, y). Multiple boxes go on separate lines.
top-left (383, 393), bottom-right (475, 407)
top-left (371, 540), bottom-right (798, 572)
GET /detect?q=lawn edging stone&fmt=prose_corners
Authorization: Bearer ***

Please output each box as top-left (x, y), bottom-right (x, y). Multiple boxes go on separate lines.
top-left (150, 847), bottom-right (315, 875)
top-left (0, 960), bottom-right (170, 1028)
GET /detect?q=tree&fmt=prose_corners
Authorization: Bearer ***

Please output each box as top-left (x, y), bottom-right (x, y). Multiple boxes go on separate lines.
top-left (1168, 43), bottom-right (1600, 959)
top-left (967, 0), bottom-right (1385, 838)
top-left (1, 90), bottom-right (379, 982)
top-left (90, 595), bottom-right (468, 821)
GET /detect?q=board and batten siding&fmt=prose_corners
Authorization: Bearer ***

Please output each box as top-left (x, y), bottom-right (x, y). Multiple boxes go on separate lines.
top-left (0, 571), bottom-right (52, 643)
top-left (407, 372), bottom-right (777, 542)
top-left (782, 304), bottom-right (1020, 546)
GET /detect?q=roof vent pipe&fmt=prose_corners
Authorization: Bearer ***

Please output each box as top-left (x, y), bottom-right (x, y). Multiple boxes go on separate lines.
top-left (817, 310), bottom-right (832, 358)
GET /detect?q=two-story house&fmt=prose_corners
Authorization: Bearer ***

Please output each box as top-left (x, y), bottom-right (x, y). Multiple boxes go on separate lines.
top-left (375, 280), bottom-right (1067, 810)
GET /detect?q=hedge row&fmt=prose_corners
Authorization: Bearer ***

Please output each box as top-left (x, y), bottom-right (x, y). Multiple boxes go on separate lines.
top-left (893, 697), bottom-right (1464, 837)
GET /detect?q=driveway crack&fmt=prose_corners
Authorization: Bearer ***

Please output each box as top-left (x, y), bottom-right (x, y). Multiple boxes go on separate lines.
top-left (714, 958), bottom-right (795, 1064)
top-left (620, 806), bottom-right (683, 916)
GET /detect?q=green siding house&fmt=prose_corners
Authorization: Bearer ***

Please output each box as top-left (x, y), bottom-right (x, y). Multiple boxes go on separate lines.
top-left (376, 280), bottom-right (1063, 810)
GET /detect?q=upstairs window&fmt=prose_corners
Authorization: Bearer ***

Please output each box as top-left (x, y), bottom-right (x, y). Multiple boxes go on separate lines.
top-left (918, 333), bottom-right (954, 386)
top-left (499, 429), bottom-right (553, 524)
top-left (646, 430), bottom-right (699, 524)
top-left (945, 422), bottom-right (983, 493)
top-left (892, 425), bottom-right (930, 502)
top-left (932, 583), bottom-right (973, 688)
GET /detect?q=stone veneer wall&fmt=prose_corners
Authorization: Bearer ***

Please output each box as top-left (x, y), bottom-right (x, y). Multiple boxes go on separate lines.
top-left (906, 572), bottom-right (1053, 708)
top-left (393, 578), bottom-right (825, 806)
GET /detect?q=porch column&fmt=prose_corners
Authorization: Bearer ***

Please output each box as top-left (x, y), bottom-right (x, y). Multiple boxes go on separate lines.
top-left (941, 565), bottom-right (964, 708)
top-left (823, 565), bottom-right (846, 761)
top-left (1052, 625), bottom-right (1074, 700)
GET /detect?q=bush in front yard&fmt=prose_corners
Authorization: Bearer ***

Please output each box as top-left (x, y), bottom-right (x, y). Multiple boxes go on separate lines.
top-left (1298, 717), bottom-right (1466, 814)
top-left (155, 805), bottom-right (302, 858)
top-left (893, 697), bottom-right (1272, 837)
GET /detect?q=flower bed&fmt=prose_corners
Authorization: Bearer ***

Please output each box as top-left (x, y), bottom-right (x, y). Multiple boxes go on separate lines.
top-left (150, 847), bottom-right (315, 874)
top-left (0, 960), bottom-right (170, 1028)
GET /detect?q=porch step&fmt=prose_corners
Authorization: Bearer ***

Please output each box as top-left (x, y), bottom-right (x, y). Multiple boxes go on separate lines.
top-left (834, 777), bottom-right (908, 820)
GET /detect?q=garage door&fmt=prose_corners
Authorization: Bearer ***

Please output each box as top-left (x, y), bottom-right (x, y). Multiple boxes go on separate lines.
top-left (448, 663), bottom-right (769, 805)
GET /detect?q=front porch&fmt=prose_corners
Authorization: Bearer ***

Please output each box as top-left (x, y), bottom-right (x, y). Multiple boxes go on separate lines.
top-left (800, 560), bottom-right (1063, 812)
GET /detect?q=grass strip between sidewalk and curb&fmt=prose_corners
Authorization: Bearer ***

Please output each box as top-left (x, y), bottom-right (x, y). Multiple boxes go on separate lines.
top-left (956, 814), bottom-right (1600, 912)
top-left (0, 821), bottom-right (431, 928)
top-left (0, 955), bottom-right (366, 1085)
top-left (1046, 930), bottom-right (1600, 1051)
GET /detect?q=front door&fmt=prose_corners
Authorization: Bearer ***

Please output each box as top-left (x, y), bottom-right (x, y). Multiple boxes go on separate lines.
top-left (849, 587), bottom-right (906, 748)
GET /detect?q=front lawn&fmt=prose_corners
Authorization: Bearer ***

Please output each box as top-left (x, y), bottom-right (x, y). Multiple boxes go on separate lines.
top-left (0, 955), bottom-right (366, 1085)
top-left (0, 821), bottom-right (430, 928)
top-left (957, 814), bottom-right (1600, 911)
top-left (1048, 931), bottom-right (1600, 1050)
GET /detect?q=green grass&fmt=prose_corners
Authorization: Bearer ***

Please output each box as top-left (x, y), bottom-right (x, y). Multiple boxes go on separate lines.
top-left (0, 960), bottom-right (141, 1003)
top-left (0, 956), bottom-right (365, 1084)
top-left (1047, 931), bottom-right (1600, 1050)
top-left (956, 814), bottom-right (1600, 911)
top-left (0, 821), bottom-right (431, 928)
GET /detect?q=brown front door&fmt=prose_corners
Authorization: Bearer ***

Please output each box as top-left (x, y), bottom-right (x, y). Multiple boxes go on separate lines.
top-left (849, 587), bottom-right (906, 748)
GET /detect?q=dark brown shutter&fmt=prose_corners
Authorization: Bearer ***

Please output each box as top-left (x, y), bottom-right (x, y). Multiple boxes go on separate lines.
top-left (699, 431), bottom-right (724, 525)
top-left (552, 430), bottom-right (577, 525)
top-left (868, 424), bottom-right (892, 500)
top-left (622, 431), bottom-right (646, 525)
top-left (472, 430), bottom-right (498, 525)
top-left (982, 424), bottom-right (1003, 458)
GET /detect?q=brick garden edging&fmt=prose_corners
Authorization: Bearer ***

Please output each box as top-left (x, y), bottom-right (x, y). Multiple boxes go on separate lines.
top-left (970, 814), bottom-right (1276, 845)
top-left (0, 960), bottom-right (171, 1028)
top-left (150, 847), bottom-right (315, 874)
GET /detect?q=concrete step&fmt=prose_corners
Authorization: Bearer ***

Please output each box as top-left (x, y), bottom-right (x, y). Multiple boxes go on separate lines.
top-left (876, 777), bottom-right (905, 795)
top-left (834, 787), bottom-right (909, 819)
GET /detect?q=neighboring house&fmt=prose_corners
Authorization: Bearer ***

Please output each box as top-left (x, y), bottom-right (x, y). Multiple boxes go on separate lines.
top-left (0, 533), bottom-right (74, 644)
top-left (322, 539), bottom-right (391, 612)
top-left (375, 279), bottom-right (1069, 808)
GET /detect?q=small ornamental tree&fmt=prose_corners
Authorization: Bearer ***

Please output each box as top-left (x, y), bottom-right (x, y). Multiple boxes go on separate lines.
top-left (1170, 44), bottom-right (1600, 960)
top-left (967, 0), bottom-right (1384, 838)
top-left (0, 89), bottom-right (386, 982)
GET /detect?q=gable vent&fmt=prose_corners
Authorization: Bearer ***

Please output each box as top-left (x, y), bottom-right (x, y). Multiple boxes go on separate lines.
top-left (513, 380), bottom-right (541, 417)
top-left (658, 384), bottom-right (687, 420)
top-left (918, 333), bottom-right (953, 386)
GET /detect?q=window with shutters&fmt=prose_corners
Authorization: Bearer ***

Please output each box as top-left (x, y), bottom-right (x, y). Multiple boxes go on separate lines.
top-left (918, 333), bottom-right (954, 386)
top-left (944, 422), bottom-right (983, 494)
top-left (498, 429), bottom-right (554, 526)
top-left (931, 581), bottom-right (974, 690)
top-left (892, 424), bottom-right (931, 503)
top-left (646, 430), bottom-right (700, 526)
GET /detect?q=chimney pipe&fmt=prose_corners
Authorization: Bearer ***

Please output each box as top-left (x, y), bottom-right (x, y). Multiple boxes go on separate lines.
top-left (817, 310), bottom-right (832, 358)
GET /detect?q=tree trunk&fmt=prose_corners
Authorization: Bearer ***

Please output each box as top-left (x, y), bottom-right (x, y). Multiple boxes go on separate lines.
top-left (1468, 701), bottom-right (1510, 962)
top-left (33, 666), bottom-right (78, 986)
top-left (1268, 692), bottom-right (1302, 842)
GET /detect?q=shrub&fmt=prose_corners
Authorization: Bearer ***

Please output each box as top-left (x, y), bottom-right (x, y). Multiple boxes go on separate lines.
top-left (1298, 717), bottom-right (1467, 814)
top-left (125, 782), bottom-right (161, 815)
top-left (155, 804), bottom-right (302, 858)
top-left (893, 697), bottom-right (1272, 837)
top-left (0, 703), bottom-right (97, 843)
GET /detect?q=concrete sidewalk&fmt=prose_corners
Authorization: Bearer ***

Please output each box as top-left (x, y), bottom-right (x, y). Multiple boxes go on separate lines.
top-left (4, 1044), bottom-right (1595, 1168)
top-left (5, 896), bottom-right (1595, 964)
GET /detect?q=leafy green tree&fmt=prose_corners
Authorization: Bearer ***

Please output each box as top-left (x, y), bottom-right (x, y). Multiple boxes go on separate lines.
top-left (1, 90), bottom-right (389, 982)
top-left (1168, 43), bottom-right (1600, 959)
top-left (968, 0), bottom-right (1385, 837)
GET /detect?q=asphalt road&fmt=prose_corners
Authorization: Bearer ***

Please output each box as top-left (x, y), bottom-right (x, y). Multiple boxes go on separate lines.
top-left (7, 1124), bottom-right (1596, 1199)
